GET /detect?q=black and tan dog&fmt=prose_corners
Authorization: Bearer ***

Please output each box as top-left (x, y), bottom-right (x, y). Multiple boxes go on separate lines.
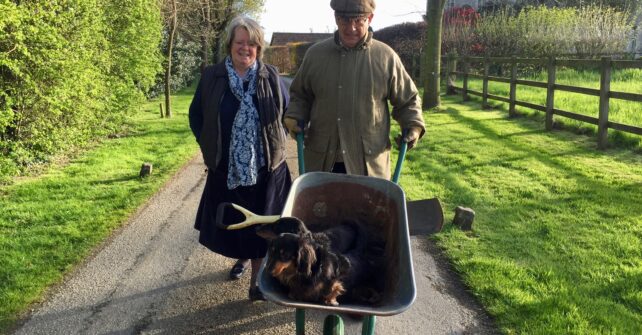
top-left (260, 217), bottom-right (384, 306)
top-left (264, 232), bottom-right (348, 305)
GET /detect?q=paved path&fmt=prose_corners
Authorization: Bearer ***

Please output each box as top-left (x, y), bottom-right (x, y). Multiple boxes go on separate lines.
top-left (13, 138), bottom-right (497, 334)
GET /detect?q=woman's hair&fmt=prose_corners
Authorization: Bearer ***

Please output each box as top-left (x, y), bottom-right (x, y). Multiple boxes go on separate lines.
top-left (224, 16), bottom-right (265, 60)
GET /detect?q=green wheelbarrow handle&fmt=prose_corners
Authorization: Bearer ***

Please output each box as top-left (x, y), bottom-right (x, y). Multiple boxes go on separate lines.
top-left (391, 129), bottom-right (409, 184)
top-left (296, 120), bottom-right (305, 175)
top-left (295, 126), bottom-right (408, 183)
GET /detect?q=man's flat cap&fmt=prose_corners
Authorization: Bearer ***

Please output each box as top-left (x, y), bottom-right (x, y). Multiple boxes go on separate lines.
top-left (330, 0), bottom-right (376, 16)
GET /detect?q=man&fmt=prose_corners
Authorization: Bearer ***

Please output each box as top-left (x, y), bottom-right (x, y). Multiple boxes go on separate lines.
top-left (284, 0), bottom-right (425, 179)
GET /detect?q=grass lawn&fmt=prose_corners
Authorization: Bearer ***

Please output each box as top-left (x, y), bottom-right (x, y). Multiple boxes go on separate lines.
top-left (0, 89), bottom-right (199, 332)
top-left (455, 67), bottom-right (642, 149)
top-left (396, 95), bottom-right (642, 334)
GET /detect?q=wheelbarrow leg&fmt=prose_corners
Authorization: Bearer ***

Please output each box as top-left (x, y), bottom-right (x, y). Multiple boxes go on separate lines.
top-left (361, 315), bottom-right (376, 335)
top-left (296, 308), bottom-right (305, 335)
top-left (323, 314), bottom-right (344, 335)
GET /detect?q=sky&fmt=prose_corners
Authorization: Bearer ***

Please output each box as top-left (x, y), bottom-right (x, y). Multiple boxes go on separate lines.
top-left (258, 0), bottom-right (426, 42)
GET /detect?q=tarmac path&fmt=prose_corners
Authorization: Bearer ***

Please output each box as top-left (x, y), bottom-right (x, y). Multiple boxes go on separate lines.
top-left (13, 136), bottom-right (497, 334)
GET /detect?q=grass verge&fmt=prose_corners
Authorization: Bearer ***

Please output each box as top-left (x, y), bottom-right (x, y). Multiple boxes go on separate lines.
top-left (396, 95), bottom-right (642, 334)
top-left (455, 68), bottom-right (642, 149)
top-left (0, 89), bottom-right (199, 332)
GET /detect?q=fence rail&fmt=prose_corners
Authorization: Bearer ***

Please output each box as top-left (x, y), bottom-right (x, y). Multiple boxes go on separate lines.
top-left (445, 55), bottom-right (642, 149)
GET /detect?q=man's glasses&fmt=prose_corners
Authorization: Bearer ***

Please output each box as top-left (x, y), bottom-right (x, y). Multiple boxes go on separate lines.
top-left (336, 15), bottom-right (368, 27)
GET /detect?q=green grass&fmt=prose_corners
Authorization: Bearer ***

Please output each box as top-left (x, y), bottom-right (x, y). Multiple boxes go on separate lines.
top-left (455, 68), bottom-right (642, 149)
top-left (395, 95), bottom-right (642, 334)
top-left (0, 89), bottom-right (199, 332)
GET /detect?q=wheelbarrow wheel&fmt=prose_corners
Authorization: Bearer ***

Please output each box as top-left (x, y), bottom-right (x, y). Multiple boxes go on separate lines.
top-left (323, 314), bottom-right (344, 335)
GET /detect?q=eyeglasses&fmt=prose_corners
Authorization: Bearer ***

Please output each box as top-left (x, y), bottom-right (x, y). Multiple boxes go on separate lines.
top-left (336, 15), bottom-right (369, 27)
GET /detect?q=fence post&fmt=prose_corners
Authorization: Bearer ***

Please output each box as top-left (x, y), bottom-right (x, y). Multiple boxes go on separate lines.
top-left (597, 56), bottom-right (612, 149)
top-left (508, 56), bottom-right (517, 117)
top-left (446, 53), bottom-right (457, 95)
top-left (545, 56), bottom-right (556, 130)
top-left (482, 56), bottom-right (490, 109)
top-left (462, 56), bottom-right (469, 101)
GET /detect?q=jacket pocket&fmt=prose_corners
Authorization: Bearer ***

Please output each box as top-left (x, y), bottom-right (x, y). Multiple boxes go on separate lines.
top-left (361, 132), bottom-right (391, 157)
top-left (305, 132), bottom-right (330, 153)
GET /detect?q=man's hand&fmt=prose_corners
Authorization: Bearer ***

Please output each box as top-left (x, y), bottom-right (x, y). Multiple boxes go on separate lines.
top-left (395, 127), bottom-right (423, 150)
top-left (284, 117), bottom-right (302, 139)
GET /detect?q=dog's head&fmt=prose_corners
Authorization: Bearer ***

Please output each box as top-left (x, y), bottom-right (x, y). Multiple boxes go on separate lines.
top-left (256, 217), bottom-right (310, 240)
top-left (286, 246), bottom-right (349, 306)
top-left (265, 232), bottom-right (318, 280)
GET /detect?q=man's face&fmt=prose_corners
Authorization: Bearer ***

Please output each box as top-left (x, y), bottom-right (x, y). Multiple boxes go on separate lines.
top-left (335, 13), bottom-right (373, 48)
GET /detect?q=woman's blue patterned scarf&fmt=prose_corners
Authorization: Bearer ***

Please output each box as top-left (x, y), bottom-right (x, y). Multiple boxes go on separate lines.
top-left (225, 56), bottom-right (265, 189)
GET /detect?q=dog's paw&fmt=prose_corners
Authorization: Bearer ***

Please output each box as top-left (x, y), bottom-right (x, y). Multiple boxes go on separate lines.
top-left (324, 298), bottom-right (339, 306)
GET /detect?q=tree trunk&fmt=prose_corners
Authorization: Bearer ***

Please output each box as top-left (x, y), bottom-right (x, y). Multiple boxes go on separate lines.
top-left (211, 37), bottom-right (222, 64)
top-left (200, 34), bottom-right (208, 74)
top-left (422, 0), bottom-right (446, 109)
top-left (164, 0), bottom-right (177, 118)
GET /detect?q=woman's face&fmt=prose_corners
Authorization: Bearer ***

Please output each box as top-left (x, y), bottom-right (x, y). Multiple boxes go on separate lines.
top-left (230, 26), bottom-right (258, 72)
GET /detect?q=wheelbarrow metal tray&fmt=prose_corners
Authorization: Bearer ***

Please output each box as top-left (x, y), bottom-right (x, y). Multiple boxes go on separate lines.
top-left (258, 172), bottom-right (417, 316)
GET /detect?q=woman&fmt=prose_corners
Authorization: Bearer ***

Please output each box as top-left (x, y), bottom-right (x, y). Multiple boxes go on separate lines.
top-left (188, 15), bottom-right (291, 301)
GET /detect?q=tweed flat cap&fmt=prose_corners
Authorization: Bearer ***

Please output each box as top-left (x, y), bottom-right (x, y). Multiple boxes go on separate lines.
top-left (330, 0), bottom-right (376, 16)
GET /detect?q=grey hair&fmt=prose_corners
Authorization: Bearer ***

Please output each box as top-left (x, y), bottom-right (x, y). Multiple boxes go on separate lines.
top-left (224, 15), bottom-right (265, 60)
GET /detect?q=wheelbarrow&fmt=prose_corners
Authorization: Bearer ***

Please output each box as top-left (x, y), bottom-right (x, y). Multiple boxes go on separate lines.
top-left (258, 171), bottom-right (415, 335)
top-left (218, 130), bottom-right (441, 334)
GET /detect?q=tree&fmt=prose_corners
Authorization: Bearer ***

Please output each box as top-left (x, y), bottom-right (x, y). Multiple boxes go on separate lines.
top-left (161, 0), bottom-right (178, 118)
top-left (175, 0), bottom-right (264, 72)
top-left (208, 0), bottom-right (264, 64)
top-left (422, 0), bottom-right (447, 109)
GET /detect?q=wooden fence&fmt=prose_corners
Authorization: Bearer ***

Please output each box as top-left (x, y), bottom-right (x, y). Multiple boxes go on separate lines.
top-left (445, 55), bottom-right (642, 149)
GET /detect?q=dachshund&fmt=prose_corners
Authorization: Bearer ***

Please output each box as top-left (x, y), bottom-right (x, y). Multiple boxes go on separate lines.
top-left (335, 244), bottom-right (385, 305)
top-left (256, 216), bottom-right (358, 253)
top-left (261, 218), bottom-right (385, 306)
top-left (264, 232), bottom-right (348, 305)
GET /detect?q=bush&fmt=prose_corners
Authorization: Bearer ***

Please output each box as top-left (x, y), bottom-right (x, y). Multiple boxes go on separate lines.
top-left (476, 5), bottom-right (635, 57)
top-left (0, 0), bottom-right (162, 180)
top-left (264, 45), bottom-right (293, 74)
top-left (442, 6), bottom-right (482, 56)
top-left (264, 42), bottom-right (313, 75)
top-left (374, 22), bottom-right (425, 80)
top-left (148, 31), bottom-right (200, 98)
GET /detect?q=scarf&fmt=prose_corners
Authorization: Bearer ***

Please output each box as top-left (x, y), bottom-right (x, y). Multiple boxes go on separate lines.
top-left (225, 56), bottom-right (265, 189)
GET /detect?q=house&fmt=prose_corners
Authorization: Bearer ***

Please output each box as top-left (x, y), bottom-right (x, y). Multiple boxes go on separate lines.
top-left (269, 32), bottom-right (333, 46)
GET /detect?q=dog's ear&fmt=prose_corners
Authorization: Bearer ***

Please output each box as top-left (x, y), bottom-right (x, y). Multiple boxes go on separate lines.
top-left (279, 217), bottom-right (310, 235)
top-left (255, 217), bottom-right (304, 240)
top-left (322, 252), bottom-right (341, 279)
top-left (294, 217), bottom-right (311, 235)
top-left (255, 225), bottom-right (278, 240)
top-left (337, 254), bottom-right (351, 276)
top-left (297, 239), bottom-right (317, 276)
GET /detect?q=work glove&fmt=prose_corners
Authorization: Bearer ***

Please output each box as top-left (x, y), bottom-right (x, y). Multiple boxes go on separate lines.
top-left (284, 117), bottom-right (302, 139)
top-left (395, 126), bottom-right (423, 150)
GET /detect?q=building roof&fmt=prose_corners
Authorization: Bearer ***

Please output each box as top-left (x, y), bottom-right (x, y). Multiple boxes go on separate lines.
top-left (270, 32), bottom-right (333, 46)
